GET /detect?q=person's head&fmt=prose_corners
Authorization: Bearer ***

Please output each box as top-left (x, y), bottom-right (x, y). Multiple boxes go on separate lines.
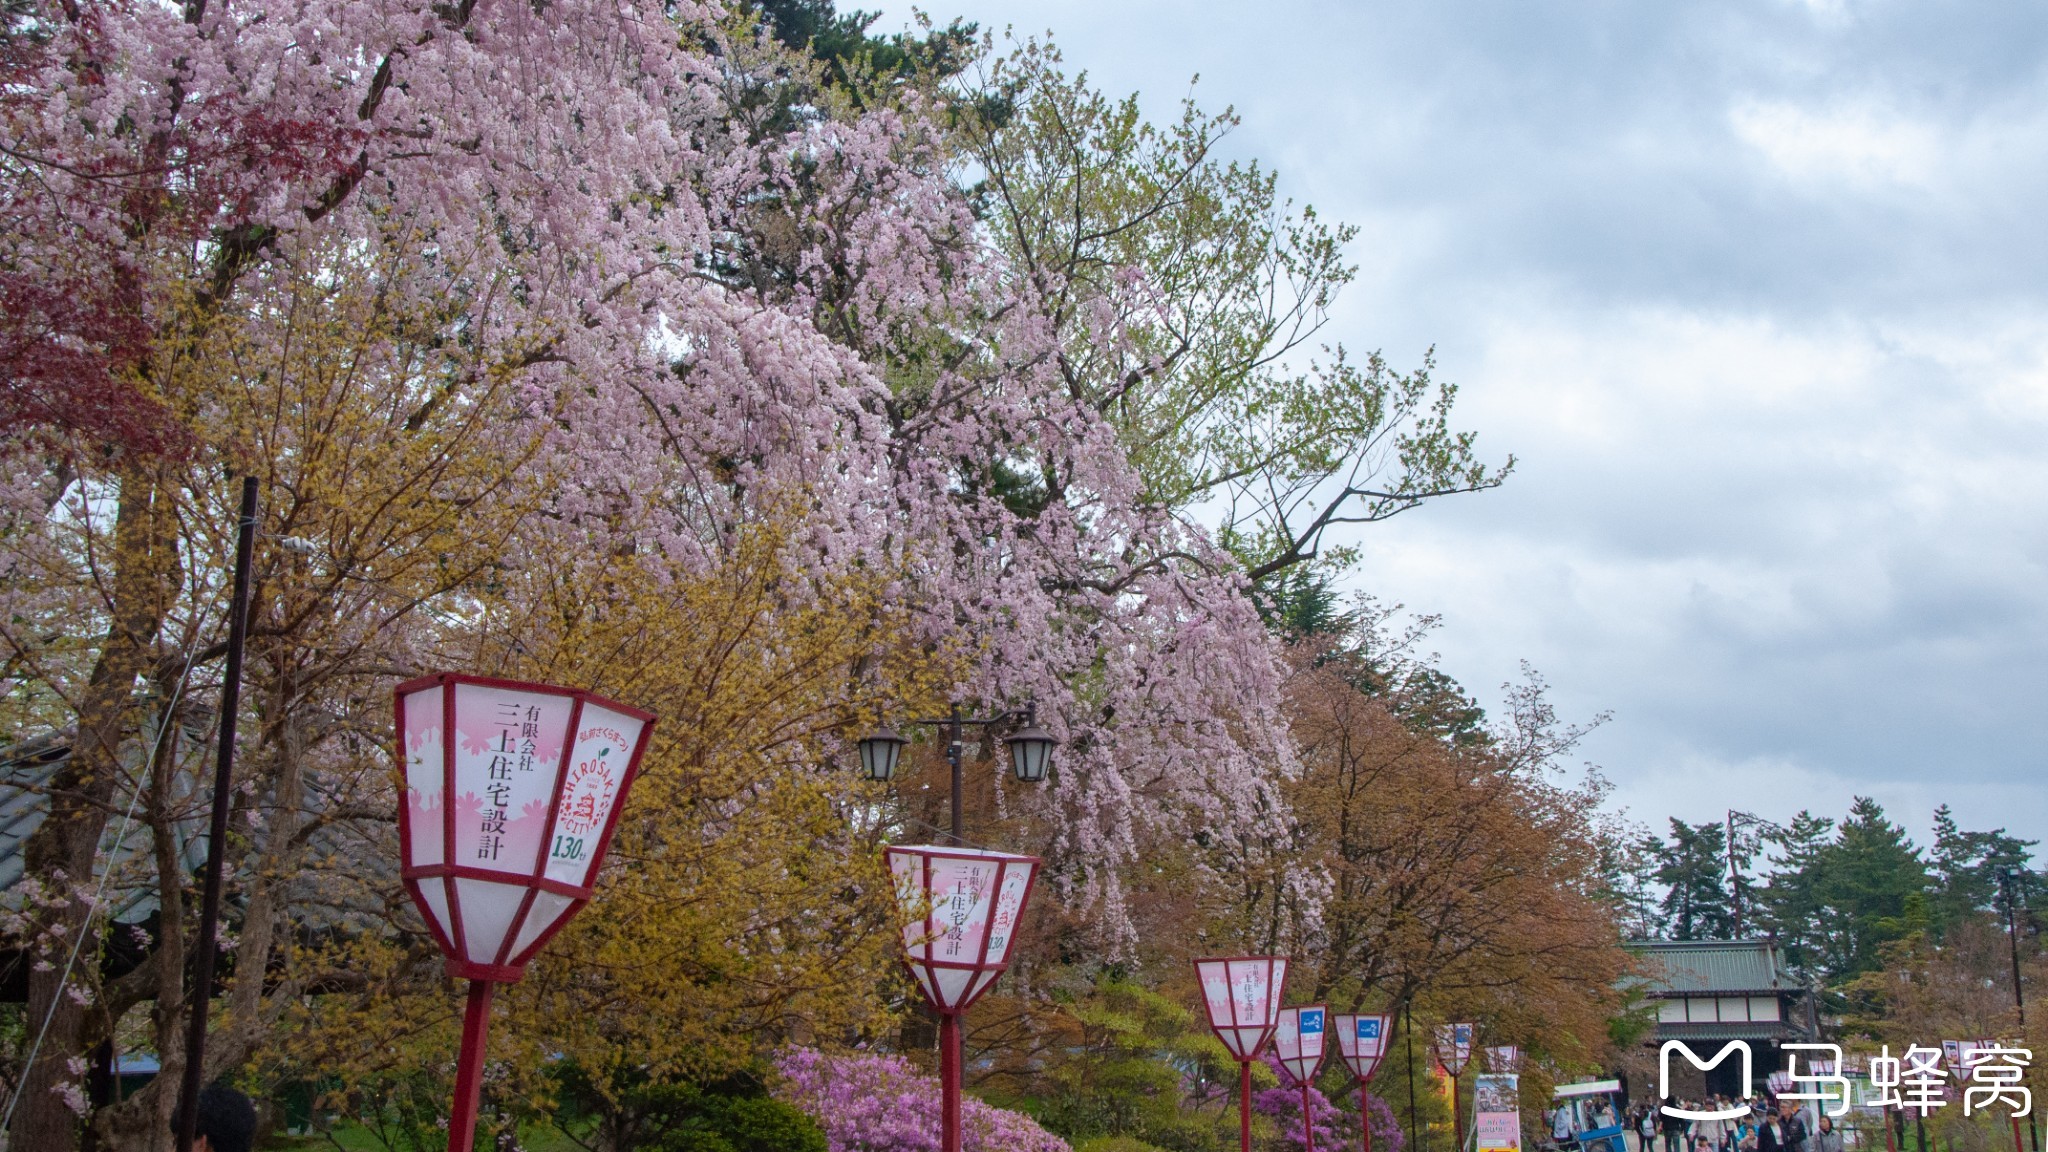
top-left (1818, 1117), bottom-right (1832, 1134)
top-left (173, 1083), bottom-right (257, 1152)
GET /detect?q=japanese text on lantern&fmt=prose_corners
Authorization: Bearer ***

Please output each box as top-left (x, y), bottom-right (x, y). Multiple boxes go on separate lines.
top-left (478, 701), bottom-right (541, 862)
top-left (942, 870), bottom-right (989, 958)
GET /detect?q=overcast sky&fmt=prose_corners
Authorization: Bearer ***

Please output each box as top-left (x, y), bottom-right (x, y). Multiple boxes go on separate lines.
top-left (875, 0), bottom-right (2048, 848)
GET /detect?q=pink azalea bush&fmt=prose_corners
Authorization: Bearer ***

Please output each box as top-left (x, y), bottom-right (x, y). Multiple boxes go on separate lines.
top-left (775, 1048), bottom-right (1069, 1152)
top-left (1257, 1051), bottom-right (1405, 1152)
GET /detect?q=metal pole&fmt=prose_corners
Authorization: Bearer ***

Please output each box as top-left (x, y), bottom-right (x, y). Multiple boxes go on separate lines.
top-left (948, 705), bottom-right (964, 846)
top-left (1406, 1006), bottom-right (1422, 1152)
top-left (174, 476), bottom-right (258, 1152)
top-left (1241, 1060), bottom-right (1254, 1152)
top-left (1361, 1080), bottom-right (1373, 1152)
top-left (941, 1013), bottom-right (963, 1152)
top-left (1303, 1080), bottom-right (1317, 1152)
top-left (446, 980), bottom-right (495, 1152)
top-left (1727, 811), bottom-right (1742, 937)
top-left (2000, 870), bottom-right (2037, 1152)
top-left (1452, 1072), bottom-right (1463, 1152)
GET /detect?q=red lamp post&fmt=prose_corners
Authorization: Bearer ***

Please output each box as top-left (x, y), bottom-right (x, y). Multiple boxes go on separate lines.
top-left (886, 844), bottom-right (1042, 1152)
top-left (1196, 956), bottom-right (1290, 1152)
top-left (395, 673), bottom-right (656, 1152)
top-left (1435, 1023), bottom-right (1476, 1152)
top-left (1277, 1005), bottom-right (1330, 1152)
top-left (1333, 1013), bottom-right (1394, 1152)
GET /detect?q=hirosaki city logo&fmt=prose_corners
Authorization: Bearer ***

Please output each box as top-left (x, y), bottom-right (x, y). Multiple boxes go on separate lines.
top-left (1659, 1042), bottom-right (2036, 1119)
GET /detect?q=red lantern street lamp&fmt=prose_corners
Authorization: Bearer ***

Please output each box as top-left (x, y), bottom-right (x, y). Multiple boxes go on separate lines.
top-left (886, 844), bottom-right (1041, 1152)
top-left (1277, 1005), bottom-right (1330, 1152)
top-left (1435, 1023), bottom-right (1477, 1152)
top-left (1196, 956), bottom-right (1290, 1152)
top-left (1332, 1013), bottom-right (1395, 1152)
top-left (395, 673), bottom-right (656, 1152)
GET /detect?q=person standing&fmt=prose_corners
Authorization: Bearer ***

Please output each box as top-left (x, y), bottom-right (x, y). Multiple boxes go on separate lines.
top-left (1756, 1105), bottom-right (1784, 1152)
top-left (1696, 1104), bottom-right (1726, 1152)
top-left (1778, 1099), bottom-right (1809, 1152)
top-left (1640, 1106), bottom-right (1661, 1152)
top-left (1662, 1104), bottom-right (1692, 1152)
top-left (1812, 1115), bottom-right (1844, 1152)
top-left (1555, 1100), bottom-right (1579, 1149)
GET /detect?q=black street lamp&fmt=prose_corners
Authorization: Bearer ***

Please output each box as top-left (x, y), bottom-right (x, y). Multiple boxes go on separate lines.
top-left (856, 702), bottom-right (1057, 843)
top-left (1998, 866), bottom-right (2037, 1152)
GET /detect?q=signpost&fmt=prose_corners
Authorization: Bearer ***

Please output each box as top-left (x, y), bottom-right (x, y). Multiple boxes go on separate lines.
top-left (1197, 956), bottom-right (1290, 1152)
top-left (395, 673), bottom-right (657, 1152)
top-left (1474, 1074), bottom-right (1522, 1152)
top-left (886, 844), bottom-right (1041, 1152)
top-left (1278, 1006), bottom-right (1330, 1152)
top-left (1334, 1013), bottom-right (1395, 1152)
top-left (1436, 1023), bottom-right (1477, 1152)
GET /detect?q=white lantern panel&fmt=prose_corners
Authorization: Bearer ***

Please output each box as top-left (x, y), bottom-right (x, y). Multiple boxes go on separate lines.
top-left (399, 685), bottom-right (446, 867)
top-left (507, 889), bottom-right (579, 961)
top-left (542, 703), bottom-right (646, 888)
top-left (1436, 1023), bottom-right (1475, 1072)
top-left (1277, 1006), bottom-right (1327, 1081)
top-left (900, 854), bottom-right (1000, 961)
top-left (1335, 1013), bottom-right (1391, 1061)
top-left (981, 861), bottom-right (1034, 965)
top-left (417, 878), bottom-right (454, 945)
top-left (450, 683), bottom-right (574, 875)
top-left (910, 964), bottom-right (939, 1006)
top-left (934, 966), bottom-right (976, 1006)
top-left (1221, 1026), bottom-right (1266, 1060)
top-left (965, 968), bottom-right (1002, 1005)
top-left (1197, 960), bottom-right (1235, 1028)
top-left (453, 876), bottom-right (529, 965)
top-left (1228, 957), bottom-right (1284, 1026)
top-left (1276, 1006), bottom-right (1327, 1061)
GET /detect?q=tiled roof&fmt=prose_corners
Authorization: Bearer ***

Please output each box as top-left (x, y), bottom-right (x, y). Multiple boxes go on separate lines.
top-left (1654, 1020), bottom-right (1800, 1042)
top-left (1629, 939), bottom-right (1799, 994)
top-left (1, 724), bottom-right (209, 924)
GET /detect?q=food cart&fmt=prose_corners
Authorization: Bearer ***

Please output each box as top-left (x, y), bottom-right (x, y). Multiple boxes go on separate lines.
top-left (1549, 1080), bottom-right (1628, 1152)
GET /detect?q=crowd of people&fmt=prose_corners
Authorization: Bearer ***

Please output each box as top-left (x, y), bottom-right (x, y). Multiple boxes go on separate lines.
top-left (1609, 1098), bottom-right (1846, 1152)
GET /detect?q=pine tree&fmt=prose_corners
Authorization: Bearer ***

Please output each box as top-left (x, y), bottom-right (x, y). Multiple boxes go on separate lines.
top-left (1757, 811), bottom-right (1836, 978)
top-left (1928, 804), bottom-right (2036, 936)
top-left (1813, 798), bottom-right (1932, 981)
top-left (1654, 819), bottom-right (1737, 940)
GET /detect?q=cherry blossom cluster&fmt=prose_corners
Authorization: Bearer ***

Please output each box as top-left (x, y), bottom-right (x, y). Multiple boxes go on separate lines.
top-left (3, 0), bottom-right (1301, 946)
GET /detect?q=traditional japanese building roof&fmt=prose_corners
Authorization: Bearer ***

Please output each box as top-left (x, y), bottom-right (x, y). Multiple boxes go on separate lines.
top-left (1628, 938), bottom-right (1801, 996)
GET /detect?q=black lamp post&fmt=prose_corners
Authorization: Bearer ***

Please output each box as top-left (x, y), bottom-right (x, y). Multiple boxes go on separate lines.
top-left (856, 702), bottom-right (1056, 844)
top-left (1999, 866), bottom-right (2037, 1152)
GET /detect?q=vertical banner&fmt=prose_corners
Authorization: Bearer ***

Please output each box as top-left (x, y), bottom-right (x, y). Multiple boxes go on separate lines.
top-left (1475, 1073), bottom-right (1521, 1152)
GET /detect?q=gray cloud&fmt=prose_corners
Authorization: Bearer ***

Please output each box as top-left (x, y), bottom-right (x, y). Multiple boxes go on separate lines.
top-left (877, 0), bottom-right (2048, 842)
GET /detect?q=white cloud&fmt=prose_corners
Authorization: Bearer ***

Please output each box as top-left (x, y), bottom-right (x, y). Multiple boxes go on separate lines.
top-left (872, 0), bottom-right (2048, 842)
top-left (1729, 97), bottom-right (1941, 188)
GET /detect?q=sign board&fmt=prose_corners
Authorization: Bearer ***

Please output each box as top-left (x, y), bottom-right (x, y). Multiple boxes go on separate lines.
top-left (1476, 1073), bottom-right (1522, 1152)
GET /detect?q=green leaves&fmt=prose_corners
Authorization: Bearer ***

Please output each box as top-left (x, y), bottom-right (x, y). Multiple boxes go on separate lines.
top-left (954, 38), bottom-right (1510, 587)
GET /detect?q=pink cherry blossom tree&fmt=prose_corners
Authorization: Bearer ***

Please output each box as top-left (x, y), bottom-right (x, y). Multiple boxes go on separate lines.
top-left (3, 2), bottom-right (1301, 1148)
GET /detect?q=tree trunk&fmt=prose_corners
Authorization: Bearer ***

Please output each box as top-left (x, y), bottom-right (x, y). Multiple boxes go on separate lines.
top-left (13, 467), bottom-right (178, 1152)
